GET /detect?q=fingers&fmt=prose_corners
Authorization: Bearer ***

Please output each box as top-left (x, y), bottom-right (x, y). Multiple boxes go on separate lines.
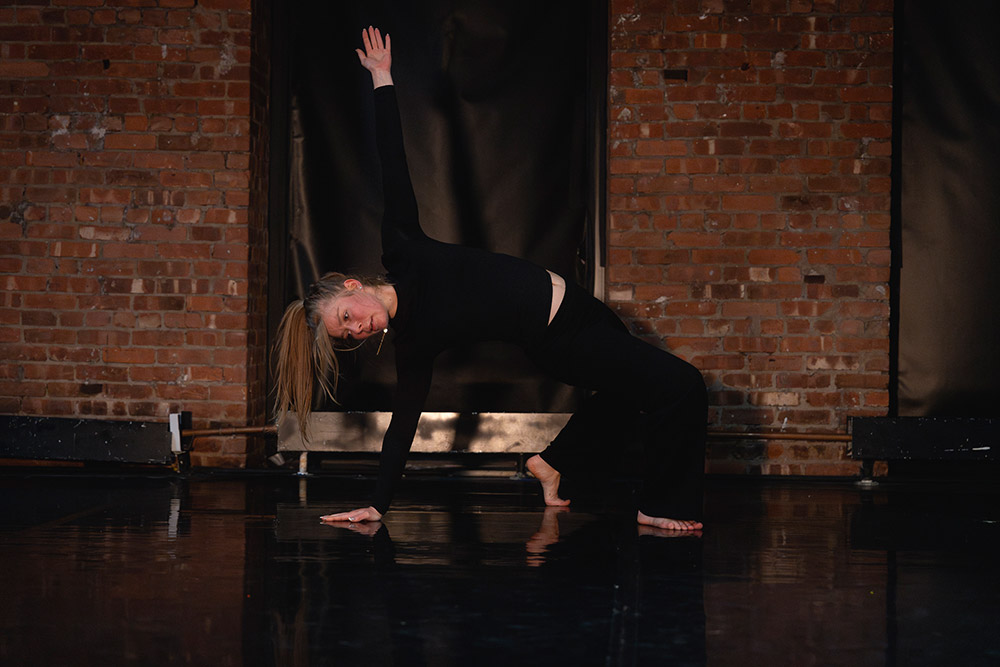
top-left (361, 27), bottom-right (372, 55)
top-left (360, 26), bottom-right (390, 55)
top-left (320, 506), bottom-right (382, 523)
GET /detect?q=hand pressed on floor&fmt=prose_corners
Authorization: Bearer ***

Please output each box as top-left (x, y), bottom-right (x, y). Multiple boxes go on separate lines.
top-left (320, 506), bottom-right (382, 523)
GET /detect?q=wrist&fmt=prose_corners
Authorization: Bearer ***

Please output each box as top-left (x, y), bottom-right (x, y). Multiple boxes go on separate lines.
top-left (371, 70), bottom-right (393, 88)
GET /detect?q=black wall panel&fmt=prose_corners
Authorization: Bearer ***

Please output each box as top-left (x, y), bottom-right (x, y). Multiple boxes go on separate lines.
top-left (896, 2), bottom-right (1000, 417)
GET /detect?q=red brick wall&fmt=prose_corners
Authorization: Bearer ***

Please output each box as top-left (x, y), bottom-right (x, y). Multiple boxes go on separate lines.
top-left (1, 1), bottom-right (893, 474)
top-left (0, 0), bottom-right (257, 466)
top-left (607, 0), bottom-right (893, 474)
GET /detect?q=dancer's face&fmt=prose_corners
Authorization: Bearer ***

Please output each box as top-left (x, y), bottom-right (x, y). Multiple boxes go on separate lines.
top-left (320, 282), bottom-right (389, 341)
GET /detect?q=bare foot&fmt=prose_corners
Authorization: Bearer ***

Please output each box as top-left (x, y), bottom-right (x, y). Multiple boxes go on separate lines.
top-left (526, 455), bottom-right (571, 506)
top-left (637, 510), bottom-right (703, 532)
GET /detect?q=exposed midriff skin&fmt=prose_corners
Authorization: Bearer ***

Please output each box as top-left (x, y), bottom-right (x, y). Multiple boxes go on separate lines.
top-left (545, 270), bottom-right (565, 326)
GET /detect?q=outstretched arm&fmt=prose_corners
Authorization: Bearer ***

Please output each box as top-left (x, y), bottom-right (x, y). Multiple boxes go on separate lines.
top-left (319, 355), bottom-right (432, 523)
top-left (356, 25), bottom-right (393, 89)
top-left (359, 27), bottom-right (426, 247)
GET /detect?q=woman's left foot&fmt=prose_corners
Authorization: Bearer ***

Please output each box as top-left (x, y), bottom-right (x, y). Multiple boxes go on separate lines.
top-left (526, 455), bottom-right (571, 506)
top-left (636, 510), bottom-right (703, 532)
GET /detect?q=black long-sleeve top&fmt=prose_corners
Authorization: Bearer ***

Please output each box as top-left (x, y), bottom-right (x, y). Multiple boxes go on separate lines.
top-left (371, 86), bottom-right (552, 514)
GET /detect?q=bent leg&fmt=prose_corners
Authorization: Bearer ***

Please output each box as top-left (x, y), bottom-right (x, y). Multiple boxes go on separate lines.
top-left (534, 307), bottom-right (707, 525)
top-left (635, 358), bottom-right (707, 523)
top-left (536, 389), bottom-right (639, 477)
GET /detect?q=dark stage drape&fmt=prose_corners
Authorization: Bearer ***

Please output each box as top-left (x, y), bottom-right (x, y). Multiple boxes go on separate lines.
top-left (896, 2), bottom-right (1000, 417)
top-left (268, 1), bottom-right (604, 412)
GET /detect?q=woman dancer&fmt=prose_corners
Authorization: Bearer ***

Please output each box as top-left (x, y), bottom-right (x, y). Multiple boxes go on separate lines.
top-left (273, 27), bottom-right (707, 531)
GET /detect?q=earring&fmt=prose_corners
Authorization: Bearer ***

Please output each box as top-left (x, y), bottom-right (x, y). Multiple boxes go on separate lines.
top-left (376, 328), bottom-right (388, 355)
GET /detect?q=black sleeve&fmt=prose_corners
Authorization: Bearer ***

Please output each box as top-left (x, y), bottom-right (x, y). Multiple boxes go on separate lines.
top-left (373, 86), bottom-right (426, 253)
top-left (370, 350), bottom-right (433, 515)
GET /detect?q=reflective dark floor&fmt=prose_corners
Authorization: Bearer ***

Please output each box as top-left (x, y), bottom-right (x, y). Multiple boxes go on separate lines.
top-left (1, 469), bottom-right (998, 666)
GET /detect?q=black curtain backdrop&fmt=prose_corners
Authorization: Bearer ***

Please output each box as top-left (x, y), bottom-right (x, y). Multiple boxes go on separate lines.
top-left (268, 1), bottom-right (603, 412)
top-left (896, 2), bottom-right (1000, 417)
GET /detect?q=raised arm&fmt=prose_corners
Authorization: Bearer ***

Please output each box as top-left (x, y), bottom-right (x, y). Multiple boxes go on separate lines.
top-left (356, 26), bottom-right (425, 248)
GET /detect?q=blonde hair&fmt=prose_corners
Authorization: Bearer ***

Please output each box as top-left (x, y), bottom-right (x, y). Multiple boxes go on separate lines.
top-left (272, 272), bottom-right (390, 440)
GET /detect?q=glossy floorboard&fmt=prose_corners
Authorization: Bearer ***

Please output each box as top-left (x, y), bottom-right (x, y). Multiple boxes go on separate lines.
top-left (1, 471), bottom-right (997, 666)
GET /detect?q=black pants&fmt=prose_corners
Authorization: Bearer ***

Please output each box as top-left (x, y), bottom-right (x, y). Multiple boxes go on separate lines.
top-left (528, 281), bottom-right (707, 520)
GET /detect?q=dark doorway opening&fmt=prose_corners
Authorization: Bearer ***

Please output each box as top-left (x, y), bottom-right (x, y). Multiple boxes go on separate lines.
top-left (265, 1), bottom-right (608, 416)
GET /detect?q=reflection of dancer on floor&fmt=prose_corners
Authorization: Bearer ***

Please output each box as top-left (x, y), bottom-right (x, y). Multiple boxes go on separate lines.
top-left (272, 27), bottom-right (708, 532)
top-left (526, 506), bottom-right (569, 567)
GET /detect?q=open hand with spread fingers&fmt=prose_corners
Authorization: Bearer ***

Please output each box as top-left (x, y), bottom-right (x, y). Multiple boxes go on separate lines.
top-left (356, 25), bottom-right (393, 87)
